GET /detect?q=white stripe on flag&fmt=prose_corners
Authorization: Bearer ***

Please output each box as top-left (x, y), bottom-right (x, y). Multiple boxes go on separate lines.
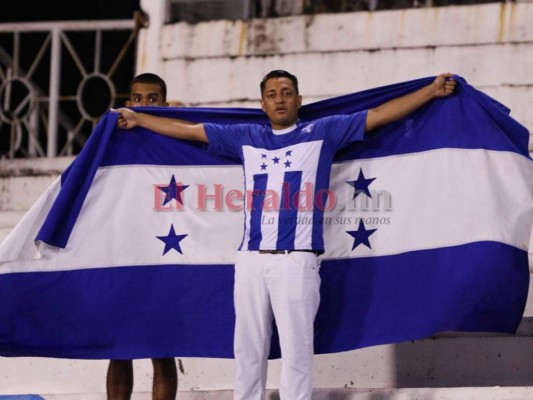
top-left (323, 148), bottom-right (532, 259)
top-left (1, 148), bottom-right (531, 274)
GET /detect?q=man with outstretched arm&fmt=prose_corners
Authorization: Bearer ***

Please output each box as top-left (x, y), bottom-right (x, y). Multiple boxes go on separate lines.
top-left (113, 71), bottom-right (456, 400)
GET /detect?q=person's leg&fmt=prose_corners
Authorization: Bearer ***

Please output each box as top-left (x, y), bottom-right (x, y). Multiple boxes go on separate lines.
top-left (268, 252), bottom-right (321, 400)
top-left (233, 251), bottom-right (274, 400)
top-left (152, 357), bottom-right (178, 400)
top-left (107, 360), bottom-right (134, 400)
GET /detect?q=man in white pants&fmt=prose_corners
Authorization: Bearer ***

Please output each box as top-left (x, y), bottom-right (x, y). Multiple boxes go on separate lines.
top-left (114, 70), bottom-right (456, 399)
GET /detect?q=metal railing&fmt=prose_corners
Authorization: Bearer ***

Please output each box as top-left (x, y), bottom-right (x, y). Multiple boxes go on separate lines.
top-left (0, 14), bottom-right (144, 158)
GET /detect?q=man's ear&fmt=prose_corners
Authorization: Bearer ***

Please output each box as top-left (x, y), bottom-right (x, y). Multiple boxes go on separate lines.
top-left (298, 95), bottom-right (302, 108)
top-left (260, 99), bottom-right (266, 112)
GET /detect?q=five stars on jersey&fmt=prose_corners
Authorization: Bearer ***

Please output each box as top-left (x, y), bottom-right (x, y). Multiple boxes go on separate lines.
top-left (259, 150), bottom-right (294, 171)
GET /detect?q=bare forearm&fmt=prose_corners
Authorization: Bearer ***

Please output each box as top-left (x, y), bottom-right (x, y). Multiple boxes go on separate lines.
top-left (135, 113), bottom-right (206, 141)
top-left (365, 73), bottom-right (456, 132)
top-left (115, 107), bottom-right (208, 143)
top-left (366, 84), bottom-right (435, 132)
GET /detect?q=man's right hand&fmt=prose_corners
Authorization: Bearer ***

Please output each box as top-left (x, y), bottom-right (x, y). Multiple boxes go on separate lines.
top-left (110, 107), bottom-right (209, 143)
top-left (111, 107), bottom-right (138, 129)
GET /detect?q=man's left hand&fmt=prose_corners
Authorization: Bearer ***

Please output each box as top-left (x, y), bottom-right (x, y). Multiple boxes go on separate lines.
top-left (434, 73), bottom-right (457, 97)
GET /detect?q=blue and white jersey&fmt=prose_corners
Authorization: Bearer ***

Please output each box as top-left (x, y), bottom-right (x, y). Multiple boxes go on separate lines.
top-left (204, 111), bottom-right (367, 252)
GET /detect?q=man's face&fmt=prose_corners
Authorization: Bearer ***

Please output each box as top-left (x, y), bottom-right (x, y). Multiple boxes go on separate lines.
top-left (126, 83), bottom-right (168, 107)
top-left (260, 77), bottom-right (302, 130)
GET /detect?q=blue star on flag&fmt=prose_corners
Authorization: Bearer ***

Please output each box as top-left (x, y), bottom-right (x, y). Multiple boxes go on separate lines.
top-left (285, 150), bottom-right (293, 157)
top-left (346, 168), bottom-right (376, 199)
top-left (284, 160), bottom-right (292, 168)
top-left (157, 224), bottom-right (188, 255)
top-left (159, 174), bottom-right (189, 206)
top-left (272, 156), bottom-right (280, 164)
top-left (346, 220), bottom-right (377, 250)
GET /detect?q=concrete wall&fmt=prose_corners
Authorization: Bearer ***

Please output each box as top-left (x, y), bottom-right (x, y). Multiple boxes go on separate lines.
top-left (137, 1), bottom-right (533, 151)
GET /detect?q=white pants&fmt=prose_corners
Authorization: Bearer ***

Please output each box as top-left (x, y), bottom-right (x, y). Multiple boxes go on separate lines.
top-left (233, 250), bottom-right (321, 400)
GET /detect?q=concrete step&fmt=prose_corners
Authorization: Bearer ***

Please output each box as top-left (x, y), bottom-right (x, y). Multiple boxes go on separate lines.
top-left (0, 156), bottom-right (72, 212)
top-left (0, 210), bottom-right (27, 229)
top-left (0, 175), bottom-right (58, 212)
top-left (0, 156), bottom-right (73, 176)
top-left (0, 211), bottom-right (29, 242)
top-left (2, 333), bottom-right (533, 396)
top-left (2, 387), bottom-right (533, 400)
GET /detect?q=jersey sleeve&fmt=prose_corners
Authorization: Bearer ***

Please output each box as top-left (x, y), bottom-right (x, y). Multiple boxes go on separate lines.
top-left (204, 123), bottom-right (249, 160)
top-left (322, 110), bottom-right (368, 150)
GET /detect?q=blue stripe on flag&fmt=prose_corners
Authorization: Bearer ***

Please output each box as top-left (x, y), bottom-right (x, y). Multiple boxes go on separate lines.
top-left (0, 242), bottom-right (527, 359)
top-left (313, 241), bottom-right (529, 355)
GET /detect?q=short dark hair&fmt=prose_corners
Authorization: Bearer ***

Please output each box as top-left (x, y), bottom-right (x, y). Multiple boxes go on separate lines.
top-left (129, 73), bottom-right (167, 101)
top-left (260, 70), bottom-right (299, 96)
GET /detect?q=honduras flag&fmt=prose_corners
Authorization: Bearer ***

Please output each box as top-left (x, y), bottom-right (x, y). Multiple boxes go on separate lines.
top-left (0, 76), bottom-right (531, 359)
